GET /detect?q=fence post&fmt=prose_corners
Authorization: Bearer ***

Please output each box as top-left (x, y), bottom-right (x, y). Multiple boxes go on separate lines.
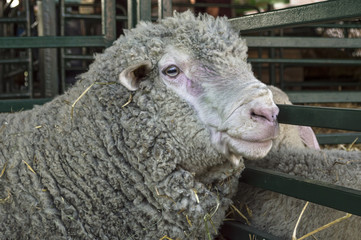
top-left (37, 0), bottom-right (59, 98)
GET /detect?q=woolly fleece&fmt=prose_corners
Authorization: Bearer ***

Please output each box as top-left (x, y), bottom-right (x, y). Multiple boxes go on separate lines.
top-left (0, 11), bottom-right (270, 239)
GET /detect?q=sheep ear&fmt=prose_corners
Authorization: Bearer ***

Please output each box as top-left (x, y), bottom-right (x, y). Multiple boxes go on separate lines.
top-left (298, 126), bottom-right (321, 150)
top-left (119, 60), bottom-right (152, 91)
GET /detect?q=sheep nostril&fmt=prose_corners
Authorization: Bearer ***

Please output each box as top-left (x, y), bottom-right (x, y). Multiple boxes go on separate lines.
top-left (251, 107), bottom-right (279, 123)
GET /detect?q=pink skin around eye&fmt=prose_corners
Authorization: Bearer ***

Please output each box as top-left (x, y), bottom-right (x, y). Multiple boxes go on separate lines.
top-left (186, 77), bottom-right (203, 97)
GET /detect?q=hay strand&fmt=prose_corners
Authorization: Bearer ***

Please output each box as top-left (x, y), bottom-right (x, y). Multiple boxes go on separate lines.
top-left (0, 190), bottom-right (11, 204)
top-left (204, 216), bottom-right (212, 240)
top-left (160, 235), bottom-right (173, 240)
top-left (208, 217), bottom-right (217, 236)
top-left (297, 213), bottom-right (352, 240)
top-left (186, 215), bottom-right (192, 227)
top-left (0, 161), bottom-right (7, 178)
top-left (23, 160), bottom-right (36, 174)
top-left (122, 94), bottom-right (133, 108)
top-left (155, 187), bottom-right (160, 195)
top-left (347, 137), bottom-right (359, 151)
top-left (0, 124), bottom-right (6, 134)
top-left (245, 203), bottom-right (253, 218)
top-left (292, 201), bottom-right (352, 240)
top-left (71, 82), bottom-right (96, 120)
top-left (154, 187), bottom-right (176, 204)
top-left (203, 198), bottom-right (220, 239)
top-left (192, 188), bottom-right (200, 203)
top-left (230, 204), bottom-right (250, 225)
top-left (292, 201), bottom-right (309, 240)
top-left (177, 208), bottom-right (186, 215)
top-left (249, 234), bottom-right (255, 240)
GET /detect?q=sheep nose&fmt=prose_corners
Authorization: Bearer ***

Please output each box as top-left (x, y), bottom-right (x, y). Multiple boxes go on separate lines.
top-left (251, 106), bottom-right (279, 123)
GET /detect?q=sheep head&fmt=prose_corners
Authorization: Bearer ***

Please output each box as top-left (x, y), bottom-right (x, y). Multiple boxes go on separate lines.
top-left (117, 11), bottom-right (279, 169)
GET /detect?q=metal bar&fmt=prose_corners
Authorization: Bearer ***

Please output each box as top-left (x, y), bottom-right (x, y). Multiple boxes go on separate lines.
top-left (0, 36), bottom-right (109, 48)
top-left (0, 0), bottom-right (3, 93)
top-left (64, 55), bottom-right (94, 60)
top-left (64, 2), bottom-right (101, 7)
top-left (279, 30), bottom-right (284, 89)
top-left (0, 93), bottom-right (31, 98)
top-left (220, 221), bottom-right (281, 240)
top-left (138, 0), bottom-right (151, 22)
top-left (277, 104), bottom-right (361, 131)
top-left (256, 48), bottom-right (262, 81)
top-left (229, 0), bottom-right (361, 33)
top-left (25, 0), bottom-right (33, 98)
top-left (127, 0), bottom-right (137, 29)
top-left (286, 91), bottom-right (361, 103)
top-left (102, 0), bottom-right (116, 43)
top-left (0, 98), bottom-right (52, 112)
top-left (158, 0), bottom-right (172, 20)
top-left (173, 3), bottom-right (260, 12)
top-left (268, 31), bottom-right (276, 86)
top-left (315, 23), bottom-right (361, 28)
top-left (0, 17), bottom-right (27, 23)
top-left (0, 58), bottom-right (29, 64)
top-left (38, 0), bottom-right (59, 98)
top-left (64, 66), bottom-right (87, 71)
top-left (242, 166), bottom-right (361, 217)
top-left (64, 14), bottom-right (102, 20)
top-left (115, 16), bottom-right (128, 21)
top-left (60, 0), bottom-right (66, 93)
top-left (284, 81), bottom-right (361, 87)
top-left (245, 37), bottom-right (361, 49)
top-left (248, 58), bottom-right (361, 65)
top-left (317, 133), bottom-right (361, 145)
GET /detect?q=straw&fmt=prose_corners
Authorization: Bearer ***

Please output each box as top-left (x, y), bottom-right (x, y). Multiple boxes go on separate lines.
top-left (23, 160), bottom-right (36, 174)
top-left (122, 94), bottom-right (133, 108)
top-left (292, 201), bottom-right (309, 240)
top-left (0, 161), bottom-right (7, 178)
top-left (0, 190), bottom-right (11, 204)
top-left (71, 82), bottom-right (96, 120)
top-left (297, 213), bottom-right (352, 240)
top-left (230, 204), bottom-right (250, 225)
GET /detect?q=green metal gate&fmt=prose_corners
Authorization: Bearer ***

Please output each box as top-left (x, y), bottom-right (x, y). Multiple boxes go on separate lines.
top-left (0, 0), bottom-right (153, 107)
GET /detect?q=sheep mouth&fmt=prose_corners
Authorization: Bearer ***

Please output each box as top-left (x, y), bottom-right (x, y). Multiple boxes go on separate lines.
top-left (224, 134), bottom-right (274, 165)
top-left (210, 128), bottom-right (275, 166)
top-left (227, 135), bottom-right (273, 152)
top-left (227, 133), bottom-right (276, 143)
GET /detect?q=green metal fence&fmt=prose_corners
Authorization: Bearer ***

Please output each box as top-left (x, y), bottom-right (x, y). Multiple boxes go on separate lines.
top-left (233, 1), bottom-right (361, 102)
top-left (0, 0), bottom-right (117, 99)
top-left (0, 0), bottom-right (157, 99)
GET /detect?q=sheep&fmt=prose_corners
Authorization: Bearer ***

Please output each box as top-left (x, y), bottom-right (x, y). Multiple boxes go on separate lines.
top-left (232, 86), bottom-right (361, 240)
top-left (0, 11), bottom-right (280, 239)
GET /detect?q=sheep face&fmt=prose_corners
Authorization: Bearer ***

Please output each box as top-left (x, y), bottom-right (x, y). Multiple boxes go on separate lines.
top-left (115, 12), bottom-right (279, 170)
top-left (156, 45), bottom-right (279, 166)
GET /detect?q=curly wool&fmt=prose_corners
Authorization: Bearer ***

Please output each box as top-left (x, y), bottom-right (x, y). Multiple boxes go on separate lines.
top-left (236, 148), bottom-right (361, 240)
top-left (0, 11), bottom-right (246, 239)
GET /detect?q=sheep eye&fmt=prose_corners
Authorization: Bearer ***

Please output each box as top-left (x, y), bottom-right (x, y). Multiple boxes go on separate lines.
top-left (163, 65), bottom-right (180, 78)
